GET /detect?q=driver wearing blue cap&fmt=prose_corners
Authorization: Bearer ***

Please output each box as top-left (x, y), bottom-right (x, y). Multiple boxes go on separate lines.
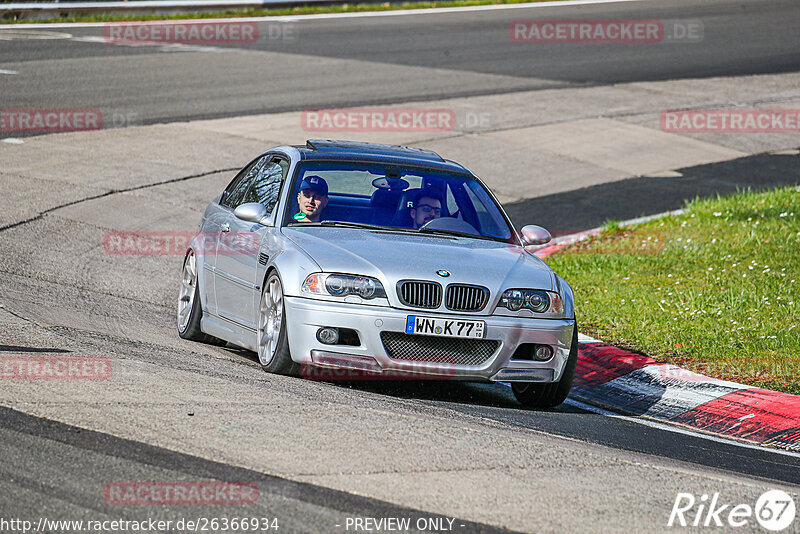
top-left (294, 175), bottom-right (329, 223)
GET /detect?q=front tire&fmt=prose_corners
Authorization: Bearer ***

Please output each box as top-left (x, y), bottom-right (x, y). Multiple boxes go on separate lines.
top-left (511, 323), bottom-right (579, 408)
top-left (258, 272), bottom-right (298, 375)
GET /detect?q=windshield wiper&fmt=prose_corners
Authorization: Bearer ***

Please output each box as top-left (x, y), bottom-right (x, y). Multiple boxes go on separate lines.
top-left (316, 221), bottom-right (389, 230)
top-left (303, 220), bottom-right (417, 232)
top-left (416, 227), bottom-right (503, 242)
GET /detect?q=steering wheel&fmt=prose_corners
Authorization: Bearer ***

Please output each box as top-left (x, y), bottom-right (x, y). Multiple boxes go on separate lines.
top-left (420, 216), bottom-right (480, 236)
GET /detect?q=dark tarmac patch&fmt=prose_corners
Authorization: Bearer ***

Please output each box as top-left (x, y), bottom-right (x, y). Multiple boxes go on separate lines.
top-left (0, 405), bottom-right (516, 534)
top-left (505, 150), bottom-right (800, 233)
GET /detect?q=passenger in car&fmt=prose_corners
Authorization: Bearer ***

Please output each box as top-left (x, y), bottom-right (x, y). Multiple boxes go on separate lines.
top-left (293, 175), bottom-right (329, 223)
top-left (410, 188), bottom-right (443, 228)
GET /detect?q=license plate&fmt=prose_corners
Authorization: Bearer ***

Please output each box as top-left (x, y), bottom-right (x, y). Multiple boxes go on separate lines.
top-left (405, 316), bottom-right (485, 339)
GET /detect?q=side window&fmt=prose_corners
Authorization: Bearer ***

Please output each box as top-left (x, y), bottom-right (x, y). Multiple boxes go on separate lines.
top-left (465, 182), bottom-right (510, 238)
top-left (241, 157), bottom-right (287, 215)
top-left (464, 185), bottom-right (490, 219)
top-left (278, 158), bottom-right (289, 180)
top-left (221, 156), bottom-right (266, 209)
top-left (446, 186), bottom-right (459, 218)
top-left (448, 182), bottom-right (483, 231)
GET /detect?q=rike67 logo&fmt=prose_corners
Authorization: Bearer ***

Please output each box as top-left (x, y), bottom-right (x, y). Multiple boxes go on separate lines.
top-left (669, 490), bottom-right (796, 531)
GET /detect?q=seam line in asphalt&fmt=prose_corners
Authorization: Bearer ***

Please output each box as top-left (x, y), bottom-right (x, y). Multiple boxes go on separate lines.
top-left (0, 270), bottom-right (185, 311)
top-left (0, 167), bottom-right (237, 233)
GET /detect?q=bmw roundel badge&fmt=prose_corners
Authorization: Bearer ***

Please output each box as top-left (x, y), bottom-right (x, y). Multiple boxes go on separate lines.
top-left (436, 270), bottom-right (450, 277)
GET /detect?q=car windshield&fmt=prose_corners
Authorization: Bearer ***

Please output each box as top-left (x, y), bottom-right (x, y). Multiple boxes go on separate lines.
top-left (284, 161), bottom-right (515, 243)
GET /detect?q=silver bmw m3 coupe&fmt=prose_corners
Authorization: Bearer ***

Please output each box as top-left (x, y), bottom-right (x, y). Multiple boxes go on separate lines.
top-left (178, 140), bottom-right (578, 407)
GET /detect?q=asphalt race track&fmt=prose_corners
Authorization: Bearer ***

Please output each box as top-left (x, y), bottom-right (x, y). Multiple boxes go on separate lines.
top-left (1, 0), bottom-right (800, 532)
top-left (1, 0), bottom-right (800, 125)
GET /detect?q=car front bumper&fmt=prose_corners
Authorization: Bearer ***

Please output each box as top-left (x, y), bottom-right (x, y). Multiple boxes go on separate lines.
top-left (284, 296), bottom-right (576, 382)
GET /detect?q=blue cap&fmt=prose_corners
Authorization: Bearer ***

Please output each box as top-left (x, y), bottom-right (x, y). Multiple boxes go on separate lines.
top-left (298, 175), bottom-right (328, 196)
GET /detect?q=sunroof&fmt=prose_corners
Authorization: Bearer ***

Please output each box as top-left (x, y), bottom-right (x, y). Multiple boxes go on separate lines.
top-left (305, 139), bottom-right (444, 162)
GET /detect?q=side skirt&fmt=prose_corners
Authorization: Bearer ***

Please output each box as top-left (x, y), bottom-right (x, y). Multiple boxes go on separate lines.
top-left (201, 312), bottom-right (258, 352)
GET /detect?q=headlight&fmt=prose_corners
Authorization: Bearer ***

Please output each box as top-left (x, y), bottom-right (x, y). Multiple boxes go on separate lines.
top-left (498, 289), bottom-right (563, 315)
top-left (302, 273), bottom-right (387, 300)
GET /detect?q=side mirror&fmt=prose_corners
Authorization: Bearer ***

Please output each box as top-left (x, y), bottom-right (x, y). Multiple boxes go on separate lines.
top-left (233, 203), bottom-right (270, 226)
top-left (520, 225), bottom-right (552, 246)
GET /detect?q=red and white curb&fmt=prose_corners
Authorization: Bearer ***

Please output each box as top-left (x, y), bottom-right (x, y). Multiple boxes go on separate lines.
top-left (528, 208), bottom-right (686, 258)
top-left (529, 228), bottom-right (601, 257)
top-left (533, 217), bottom-right (800, 452)
top-left (572, 339), bottom-right (800, 451)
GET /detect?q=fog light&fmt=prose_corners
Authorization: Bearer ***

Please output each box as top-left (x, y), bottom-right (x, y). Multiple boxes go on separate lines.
top-left (317, 327), bottom-right (339, 345)
top-left (534, 345), bottom-right (553, 361)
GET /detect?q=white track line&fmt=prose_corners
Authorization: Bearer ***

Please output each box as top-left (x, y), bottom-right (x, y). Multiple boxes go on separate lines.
top-left (1, 0), bottom-right (648, 29)
top-left (496, 382), bottom-right (798, 457)
top-left (563, 397), bottom-right (800, 458)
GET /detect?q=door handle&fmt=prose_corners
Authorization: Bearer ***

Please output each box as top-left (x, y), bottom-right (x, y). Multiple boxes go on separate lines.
top-left (220, 223), bottom-right (230, 233)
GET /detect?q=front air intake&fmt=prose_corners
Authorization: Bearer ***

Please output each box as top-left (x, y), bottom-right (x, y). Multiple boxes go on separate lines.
top-left (397, 280), bottom-right (442, 309)
top-left (445, 284), bottom-right (489, 312)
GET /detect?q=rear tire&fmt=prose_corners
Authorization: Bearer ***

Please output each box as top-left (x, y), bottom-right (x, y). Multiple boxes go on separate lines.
top-left (511, 323), bottom-right (579, 408)
top-left (177, 250), bottom-right (220, 344)
top-left (258, 272), bottom-right (299, 376)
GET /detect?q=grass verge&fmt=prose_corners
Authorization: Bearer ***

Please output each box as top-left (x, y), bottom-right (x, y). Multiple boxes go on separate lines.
top-left (546, 186), bottom-right (800, 395)
top-left (1, 0), bottom-right (559, 24)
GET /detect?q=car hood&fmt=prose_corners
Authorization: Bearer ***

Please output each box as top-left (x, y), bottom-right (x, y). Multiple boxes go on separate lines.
top-left (281, 227), bottom-right (555, 301)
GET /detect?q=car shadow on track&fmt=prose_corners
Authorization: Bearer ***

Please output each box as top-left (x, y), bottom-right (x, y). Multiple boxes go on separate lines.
top-left (223, 344), bottom-right (577, 412)
top-left (309, 378), bottom-right (583, 413)
top-left (217, 347), bottom-right (800, 486)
